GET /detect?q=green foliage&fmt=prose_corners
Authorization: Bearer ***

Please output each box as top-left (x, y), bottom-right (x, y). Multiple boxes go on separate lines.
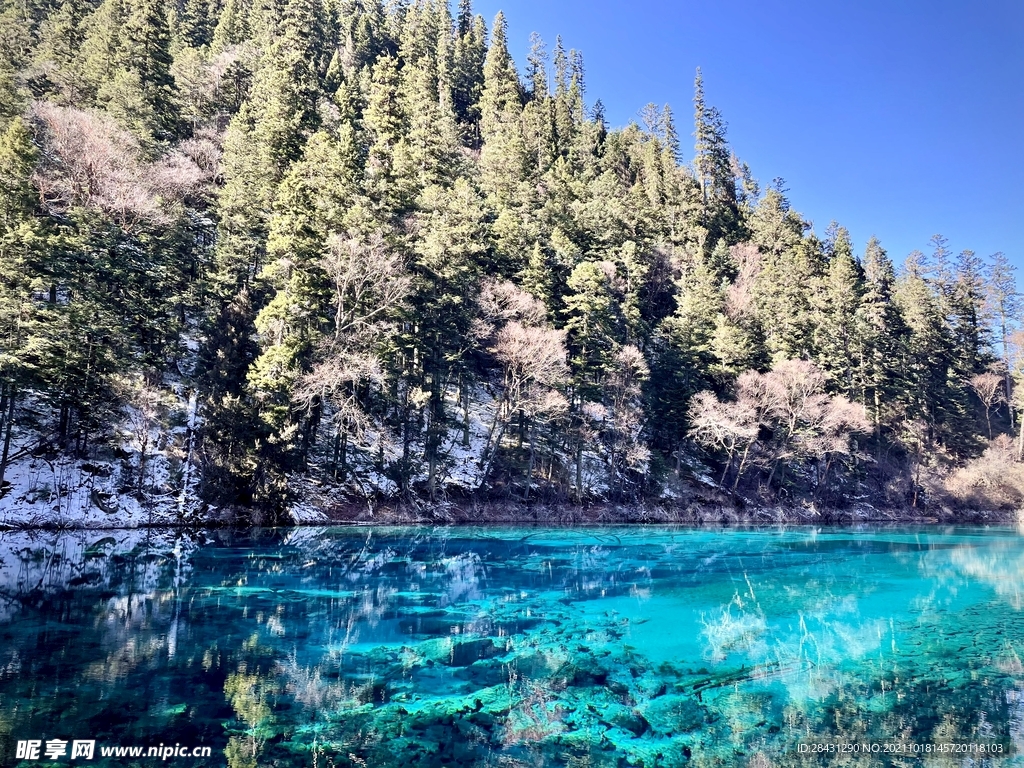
top-left (0, 0), bottom-right (1014, 514)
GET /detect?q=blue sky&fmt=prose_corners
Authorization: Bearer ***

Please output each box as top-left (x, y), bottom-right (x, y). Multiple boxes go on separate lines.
top-left (474, 0), bottom-right (1024, 270)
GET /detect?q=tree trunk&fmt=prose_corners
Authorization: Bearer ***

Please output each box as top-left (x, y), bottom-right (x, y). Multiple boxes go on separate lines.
top-left (477, 423), bottom-right (505, 491)
top-left (873, 387), bottom-right (882, 464)
top-left (177, 391), bottom-right (197, 518)
top-left (138, 433), bottom-right (148, 494)
top-left (59, 404), bottom-right (69, 443)
top-left (426, 384), bottom-right (443, 502)
top-left (0, 386), bottom-right (15, 487)
top-left (575, 439), bottom-right (583, 504)
top-left (340, 429), bottom-right (347, 478)
top-left (817, 457), bottom-right (834, 503)
top-left (461, 379), bottom-right (471, 447)
top-left (299, 396), bottom-right (322, 470)
top-left (1002, 312), bottom-right (1014, 430)
top-left (478, 392), bottom-right (511, 490)
top-left (719, 448), bottom-right (732, 486)
top-left (732, 443), bottom-right (752, 491)
top-left (330, 427), bottom-right (341, 479)
top-left (400, 387), bottom-right (412, 496)
top-left (524, 419), bottom-right (537, 502)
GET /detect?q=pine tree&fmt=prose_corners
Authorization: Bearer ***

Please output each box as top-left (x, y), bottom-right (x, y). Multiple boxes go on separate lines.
top-left (563, 260), bottom-right (624, 398)
top-left (451, 5), bottom-right (484, 143)
top-left (856, 236), bottom-right (906, 441)
top-left (176, 0), bottom-right (218, 48)
top-left (950, 248), bottom-right (990, 379)
top-left (78, 0), bottom-right (126, 101)
top-left (0, 118), bottom-right (46, 483)
top-left (526, 31), bottom-right (547, 100)
top-left (398, 178), bottom-right (486, 498)
top-left (477, 13), bottom-right (526, 207)
top-left (0, 61), bottom-right (25, 130)
top-left (894, 250), bottom-right (974, 453)
top-left (399, 14), bottom-right (461, 189)
top-left (363, 52), bottom-right (416, 213)
top-left (31, 0), bottom-right (90, 104)
top-left (478, 11), bottom-right (519, 142)
top-left (0, 0), bottom-right (1011, 510)
top-left (211, 0), bottom-right (251, 50)
top-left (0, 0), bottom-right (36, 73)
top-left (107, 0), bottom-right (181, 141)
top-left (692, 68), bottom-right (738, 251)
top-left (648, 254), bottom-right (722, 456)
top-left (813, 223), bottom-right (863, 396)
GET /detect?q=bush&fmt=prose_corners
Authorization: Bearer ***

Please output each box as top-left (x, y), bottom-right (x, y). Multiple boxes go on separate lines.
top-left (943, 435), bottom-right (1024, 510)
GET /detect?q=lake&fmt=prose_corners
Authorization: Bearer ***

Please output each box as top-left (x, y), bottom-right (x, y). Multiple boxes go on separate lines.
top-left (1, 525), bottom-right (1023, 766)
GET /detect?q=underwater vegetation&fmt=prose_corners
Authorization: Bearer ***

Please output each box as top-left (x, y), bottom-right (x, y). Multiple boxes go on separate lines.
top-left (1, 526), bottom-right (1023, 766)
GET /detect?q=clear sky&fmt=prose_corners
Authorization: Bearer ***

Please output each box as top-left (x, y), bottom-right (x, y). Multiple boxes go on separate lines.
top-left (473, 0), bottom-right (1024, 270)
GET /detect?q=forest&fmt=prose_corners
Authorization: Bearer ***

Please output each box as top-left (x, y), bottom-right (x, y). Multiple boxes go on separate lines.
top-left (0, 0), bottom-right (1021, 523)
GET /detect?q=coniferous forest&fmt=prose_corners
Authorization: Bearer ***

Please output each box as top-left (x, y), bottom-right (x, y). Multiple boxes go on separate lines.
top-left (0, 0), bottom-right (1021, 524)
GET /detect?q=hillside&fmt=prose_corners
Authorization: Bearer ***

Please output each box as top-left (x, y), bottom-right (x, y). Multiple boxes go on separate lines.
top-left (0, 0), bottom-right (1022, 526)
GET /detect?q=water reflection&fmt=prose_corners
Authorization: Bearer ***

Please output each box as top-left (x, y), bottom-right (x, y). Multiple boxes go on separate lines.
top-left (0, 527), bottom-right (1023, 766)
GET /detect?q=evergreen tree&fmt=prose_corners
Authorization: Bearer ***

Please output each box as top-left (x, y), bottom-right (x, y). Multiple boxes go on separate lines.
top-left (31, 0), bottom-right (90, 104)
top-left (563, 260), bottom-right (624, 398)
top-left (648, 254), bottom-right (722, 456)
top-left (0, 61), bottom-right (25, 130)
top-left (78, 0), bottom-right (126, 100)
top-left (894, 250), bottom-right (974, 453)
top-left (106, 0), bottom-right (180, 142)
top-left (813, 223), bottom-right (863, 396)
top-left (451, 5), bottom-right (484, 142)
top-left (398, 179), bottom-right (486, 498)
top-left (856, 236), bottom-right (906, 440)
top-left (0, 0), bottom-right (1013, 512)
top-left (478, 11), bottom-right (519, 142)
top-left (692, 68), bottom-right (738, 251)
top-left (526, 31), bottom-right (547, 100)
top-left (176, 0), bottom-right (219, 48)
top-left (211, 0), bottom-right (251, 50)
top-left (0, 118), bottom-right (45, 483)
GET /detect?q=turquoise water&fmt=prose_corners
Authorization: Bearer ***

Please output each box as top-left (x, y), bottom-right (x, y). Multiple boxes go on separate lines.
top-left (2, 526), bottom-right (1024, 766)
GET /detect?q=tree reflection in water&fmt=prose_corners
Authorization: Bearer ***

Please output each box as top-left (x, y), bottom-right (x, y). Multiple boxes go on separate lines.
top-left (0, 527), bottom-right (1023, 766)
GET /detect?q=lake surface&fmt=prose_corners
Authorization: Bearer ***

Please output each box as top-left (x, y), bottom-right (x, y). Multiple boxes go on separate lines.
top-left (2, 526), bottom-right (1024, 766)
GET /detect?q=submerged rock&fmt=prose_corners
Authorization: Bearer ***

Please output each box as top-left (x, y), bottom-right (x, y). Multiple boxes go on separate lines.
top-left (641, 695), bottom-right (707, 735)
top-left (415, 636), bottom-right (504, 667)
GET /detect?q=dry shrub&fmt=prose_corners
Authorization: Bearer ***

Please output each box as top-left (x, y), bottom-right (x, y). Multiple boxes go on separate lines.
top-left (944, 435), bottom-right (1024, 509)
top-left (30, 102), bottom-right (206, 229)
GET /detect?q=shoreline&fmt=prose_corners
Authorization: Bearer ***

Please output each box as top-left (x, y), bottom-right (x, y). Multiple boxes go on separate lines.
top-left (0, 499), bottom-right (1016, 531)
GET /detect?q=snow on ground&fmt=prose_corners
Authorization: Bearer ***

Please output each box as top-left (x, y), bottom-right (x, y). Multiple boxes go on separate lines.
top-left (0, 451), bottom-right (182, 528)
top-left (1, 378), bottom-right (636, 528)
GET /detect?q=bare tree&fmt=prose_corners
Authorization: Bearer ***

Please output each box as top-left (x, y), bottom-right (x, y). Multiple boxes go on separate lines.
top-left (294, 232), bottom-right (410, 480)
top-left (985, 253), bottom-right (1020, 428)
top-left (30, 102), bottom-right (205, 230)
top-left (688, 390), bottom-right (758, 487)
top-left (802, 395), bottom-right (871, 497)
top-left (476, 277), bottom-right (547, 330)
top-left (479, 320), bottom-right (568, 491)
top-left (689, 359), bottom-right (869, 494)
top-left (970, 370), bottom-right (1006, 439)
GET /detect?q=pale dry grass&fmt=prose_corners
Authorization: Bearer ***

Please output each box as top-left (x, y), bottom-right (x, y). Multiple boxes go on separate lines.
top-left (943, 435), bottom-right (1024, 510)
